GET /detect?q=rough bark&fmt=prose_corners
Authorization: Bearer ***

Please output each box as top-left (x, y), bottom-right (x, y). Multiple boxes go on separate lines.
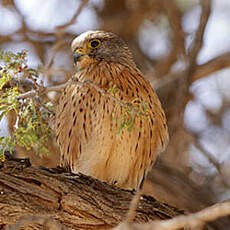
top-left (0, 156), bottom-right (184, 230)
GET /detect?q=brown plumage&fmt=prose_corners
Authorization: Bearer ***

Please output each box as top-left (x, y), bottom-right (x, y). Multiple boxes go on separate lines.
top-left (55, 31), bottom-right (168, 189)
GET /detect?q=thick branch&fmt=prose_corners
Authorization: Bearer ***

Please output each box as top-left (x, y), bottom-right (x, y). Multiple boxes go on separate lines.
top-left (0, 157), bottom-right (184, 230)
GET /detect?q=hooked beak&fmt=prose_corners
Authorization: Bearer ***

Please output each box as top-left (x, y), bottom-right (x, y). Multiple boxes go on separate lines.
top-left (73, 52), bottom-right (85, 64)
top-left (73, 48), bottom-right (88, 64)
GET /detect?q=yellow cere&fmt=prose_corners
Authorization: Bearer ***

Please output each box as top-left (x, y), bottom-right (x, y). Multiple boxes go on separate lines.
top-left (76, 48), bottom-right (87, 54)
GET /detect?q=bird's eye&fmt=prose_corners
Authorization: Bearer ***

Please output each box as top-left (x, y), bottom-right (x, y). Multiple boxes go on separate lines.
top-left (88, 39), bottom-right (101, 49)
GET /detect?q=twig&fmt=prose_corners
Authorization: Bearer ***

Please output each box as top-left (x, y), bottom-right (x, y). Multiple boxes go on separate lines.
top-left (174, 0), bottom-right (211, 113)
top-left (77, 79), bottom-right (147, 117)
top-left (46, 40), bottom-right (65, 69)
top-left (193, 50), bottom-right (230, 81)
top-left (15, 81), bottom-right (72, 100)
top-left (42, 0), bottom-right (89, 84)
top-left (192, 133), bottom-right (230, 189)
top-left (16, 76), bottom-right (147, 117)
top-left (185, 0), bottom-right (211, 83)
top-left (16, 89), bottom-right (37, 99)
top-left (114, 201), bottom-right (230, 230)
top-left (56, 0), bottom-right (89, 32)
top-left (33, 96), bottom-right (55, 116)
top-left (153, 0), bottom-right (211, 90)
top-left (125, 189), bottom-right (144, 223)
top-left (154, 0), bottom-right (185, 78)
top-left (153, 50), bottom-right (230, 90)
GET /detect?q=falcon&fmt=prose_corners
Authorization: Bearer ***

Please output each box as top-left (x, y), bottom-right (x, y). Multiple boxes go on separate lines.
top-left (55, 31), bottom-right (168, 189)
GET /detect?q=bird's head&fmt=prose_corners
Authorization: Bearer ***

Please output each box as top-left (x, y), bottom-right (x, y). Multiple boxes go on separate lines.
top-left (71, 30), bottom-right (135, 70)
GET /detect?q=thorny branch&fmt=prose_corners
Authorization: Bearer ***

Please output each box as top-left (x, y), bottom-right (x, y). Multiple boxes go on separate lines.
top-left (16, 74), bottom-right (148, 117)
top-left (15, 81), bottom-right (71, 100)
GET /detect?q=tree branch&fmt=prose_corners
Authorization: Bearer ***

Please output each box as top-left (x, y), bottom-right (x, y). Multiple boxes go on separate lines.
top-left (0, 157), bottom-right (184, 229)
top-left (56, 0), bottom-right (89, 33)
top-left (16, 75), bottom-right (148, 117)
top-left (186, 0), bottom-right (211, 82)
top-left (193, 51), bottom-right (230, 81)
top-left (115, 201), bottom-right (230, 230)
top-left (154, 50), bottom-right (230, 90)
top-left (154, 0), bottom-right (211, 90)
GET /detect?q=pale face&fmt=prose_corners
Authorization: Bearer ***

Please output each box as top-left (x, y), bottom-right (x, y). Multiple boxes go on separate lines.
top-left (71, 30), bottom-right (134, 70)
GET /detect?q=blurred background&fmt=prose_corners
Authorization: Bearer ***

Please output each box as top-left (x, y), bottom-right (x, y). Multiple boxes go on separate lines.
top-left (0, 0), bottom-right (230, 224)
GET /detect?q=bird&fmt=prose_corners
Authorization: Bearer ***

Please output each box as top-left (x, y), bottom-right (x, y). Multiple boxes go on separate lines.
top-left (55, 30), bottom-right (168, 190)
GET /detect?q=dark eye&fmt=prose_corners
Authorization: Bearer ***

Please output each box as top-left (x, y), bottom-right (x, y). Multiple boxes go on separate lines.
top-left (88, 39), bottom-right (101, 49)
